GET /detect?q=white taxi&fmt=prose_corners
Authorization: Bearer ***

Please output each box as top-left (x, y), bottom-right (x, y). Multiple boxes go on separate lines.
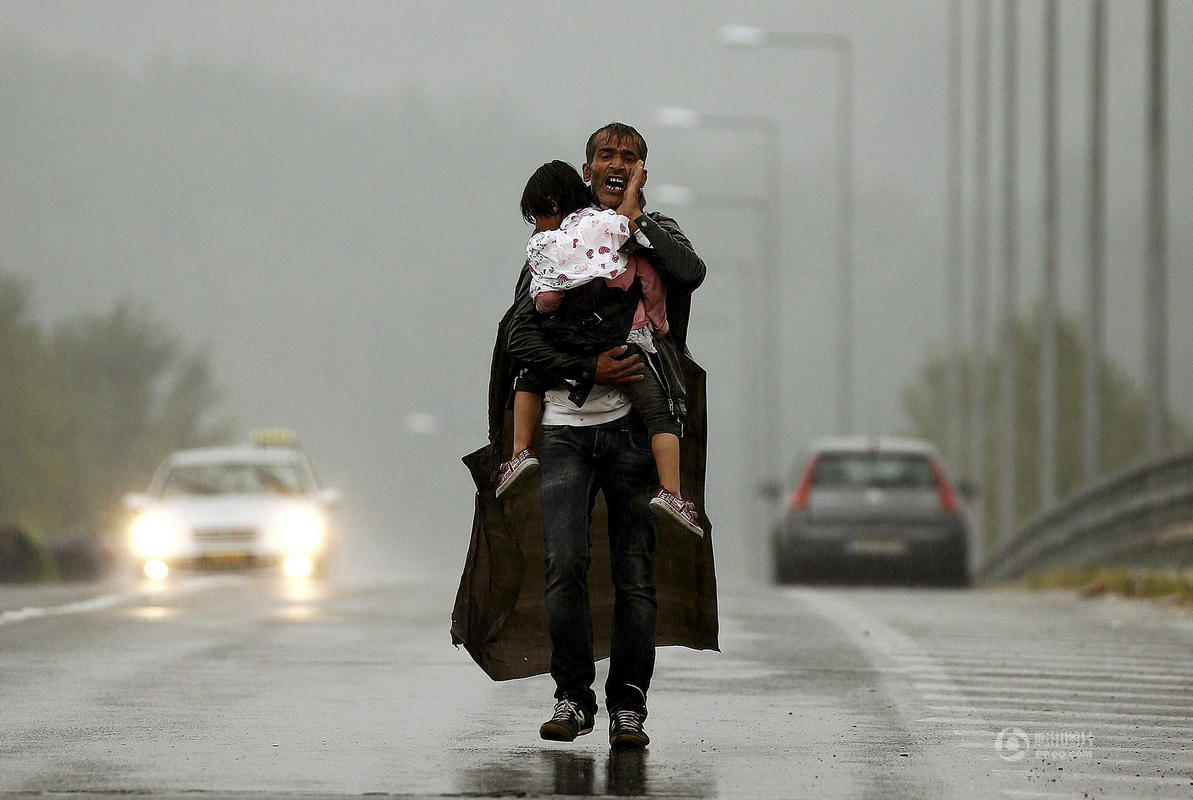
top-left (123, 431), bottom-right (341, 580)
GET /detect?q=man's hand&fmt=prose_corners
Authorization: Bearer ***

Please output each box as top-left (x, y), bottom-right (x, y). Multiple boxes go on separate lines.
top-left (594, 345), bottom-right (645, 387)
top-left (617, 162), bottom-right (646, 225)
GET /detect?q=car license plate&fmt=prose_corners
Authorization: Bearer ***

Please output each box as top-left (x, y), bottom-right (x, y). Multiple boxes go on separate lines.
top-left (847, 538), bottom-right (908, 557)
top-left (206, 553), bottom-right (251, 565)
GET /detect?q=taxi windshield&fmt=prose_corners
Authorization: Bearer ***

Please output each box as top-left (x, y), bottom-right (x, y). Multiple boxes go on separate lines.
top-left (161, 462), bottom-right (309, 497)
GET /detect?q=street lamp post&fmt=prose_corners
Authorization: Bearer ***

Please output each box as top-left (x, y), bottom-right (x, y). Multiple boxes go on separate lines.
top-left (1145, 0), bottom-right (1169, 456)
top-left (1085, 0), bottom-right (1106, 481)
top-left (999, 0), bottom-right (1021, 543)
top-left (972, 0), bottom-right (993, 548)
top-left (946, 4), bottom-right (966, 476)
top-left (1041, 0), bottom-right (1060, 508)
top-left (720, 24), bottom-right (855, 436)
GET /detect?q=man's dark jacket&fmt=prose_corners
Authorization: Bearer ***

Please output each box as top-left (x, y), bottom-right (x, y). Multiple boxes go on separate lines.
top-left (450, 210), bottom-right (720, 681)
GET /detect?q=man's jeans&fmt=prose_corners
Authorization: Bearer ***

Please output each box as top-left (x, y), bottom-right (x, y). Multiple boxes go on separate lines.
top-left (539, 416), bottom-right (657, 717)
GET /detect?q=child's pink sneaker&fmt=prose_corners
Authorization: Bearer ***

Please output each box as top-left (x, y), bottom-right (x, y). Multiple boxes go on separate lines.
top-left (496, 449), bottom-right (539, 499)
top-left (649, 488), bottom-right (703, 537)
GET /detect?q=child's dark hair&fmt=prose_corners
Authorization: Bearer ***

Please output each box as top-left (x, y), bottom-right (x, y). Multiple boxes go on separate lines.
top-left (520, 160), bottom-right (591, 224)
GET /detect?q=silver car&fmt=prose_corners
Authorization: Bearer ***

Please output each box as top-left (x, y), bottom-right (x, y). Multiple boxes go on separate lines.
top-left (770, 436), bottom-right (971, 586)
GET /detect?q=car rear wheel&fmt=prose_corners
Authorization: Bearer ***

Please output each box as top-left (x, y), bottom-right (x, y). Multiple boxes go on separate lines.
top-left (772, 552), bottom-right (815, 585)
top-left (933, 544), bottom-right (970, 587)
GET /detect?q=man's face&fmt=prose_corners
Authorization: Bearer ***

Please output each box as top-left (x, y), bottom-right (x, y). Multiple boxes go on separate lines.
top-left (583, 132), bottom-right (644, 210)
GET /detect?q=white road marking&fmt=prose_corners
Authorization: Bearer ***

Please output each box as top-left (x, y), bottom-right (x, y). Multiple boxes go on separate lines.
top-left (901, 666), bottom-right (1193, 684)
top-left (897, 651), bottom-right (1193, 669)
top-left (920, 714), bottom-right (1193, 732)
top-left (781, 587), bottom-right (967, 698)
top-left (915, 679), bottom-right (1193, 696)
top-left (0, 575), bottom-right (245, 627)
top-left (925, 704), bottom-right (1193, 722)
top-left (782, 587), bottom-right (1193, 798)
top-left (896, 657), bottom-right (1193, 680)
top-left (954, 734), bottom-right (1193, 753)
top-left (948, 728), bottom-right (1190, 743)
top-left (922, 694), bottom-right (1193, 713)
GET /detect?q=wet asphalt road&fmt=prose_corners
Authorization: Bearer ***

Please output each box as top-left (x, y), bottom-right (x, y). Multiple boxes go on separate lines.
top-left (2, 571), bottom-right (1192, 799)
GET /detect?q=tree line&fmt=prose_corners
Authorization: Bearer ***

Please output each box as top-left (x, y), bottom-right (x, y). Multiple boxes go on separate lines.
top-left (0, 275), bottom-right (234, 549)
top-left (904, 306), bottom-right (1189, 549)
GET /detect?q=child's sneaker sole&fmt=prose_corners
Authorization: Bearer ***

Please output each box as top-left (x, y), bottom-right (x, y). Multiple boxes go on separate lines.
top-left (496, 458), bottom-right (539, 499)
top-left (649, 497), bottom-right (704, 537)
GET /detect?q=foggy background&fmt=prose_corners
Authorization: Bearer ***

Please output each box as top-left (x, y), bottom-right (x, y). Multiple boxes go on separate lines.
top-left (2, 0), bottom-right (1189, 583)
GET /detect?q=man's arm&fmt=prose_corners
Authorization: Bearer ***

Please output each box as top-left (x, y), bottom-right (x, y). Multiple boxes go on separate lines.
top-left (614, 163), bottom-right (706, 293)
top-left (631, 212), bottom-right (706, 293)
top-left (505, 267), bottom-right (589, 387)
top-left (505, 266), bottom-right (644, 391)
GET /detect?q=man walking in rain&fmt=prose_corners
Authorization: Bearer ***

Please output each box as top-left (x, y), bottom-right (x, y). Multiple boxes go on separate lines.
top-left (452, 121), bottom-right (718, 750)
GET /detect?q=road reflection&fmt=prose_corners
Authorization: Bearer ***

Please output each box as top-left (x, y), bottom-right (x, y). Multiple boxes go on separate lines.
top-left (124, 605), bottom-right (174, 621)
top-left (458, 746), bottom-right (714, 797)
top-left (604, 748), bottom-right (646, 796)
top-left (545, 749), bottom-right (597, 794)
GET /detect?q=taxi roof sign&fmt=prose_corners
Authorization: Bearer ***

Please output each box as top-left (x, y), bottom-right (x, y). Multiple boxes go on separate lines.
top-left (252, 428), bottom-right (300, 448)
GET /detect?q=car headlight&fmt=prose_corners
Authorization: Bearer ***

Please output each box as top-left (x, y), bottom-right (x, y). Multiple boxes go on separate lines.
top-left (129, 509), bottom-right (184, 558)
top-left (272, 506), bottom-right (327, 554)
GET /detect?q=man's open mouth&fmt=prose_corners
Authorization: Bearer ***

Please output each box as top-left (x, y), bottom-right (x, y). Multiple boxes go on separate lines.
top-left (605, 176), bottom-right (626, 192)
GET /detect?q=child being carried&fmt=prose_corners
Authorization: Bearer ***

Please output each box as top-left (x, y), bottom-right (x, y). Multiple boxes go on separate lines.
top-left (496, 159), bottom-right (701, 537)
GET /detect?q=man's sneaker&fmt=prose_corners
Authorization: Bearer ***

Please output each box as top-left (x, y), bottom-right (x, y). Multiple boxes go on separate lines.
top-left (496, 449), bottom-right (539, 499)
top-left (539, 698), bottom-right (594, 742)
top-left (609, 707), bottom-right (650, 749)
top-left (649, 488), bottom-right (703, 537)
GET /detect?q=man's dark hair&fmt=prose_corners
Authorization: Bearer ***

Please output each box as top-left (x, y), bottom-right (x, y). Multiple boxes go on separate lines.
top-left (584, 122), bottom-right (648, 165)
top-left (520, 160), bottom-right (592, 224)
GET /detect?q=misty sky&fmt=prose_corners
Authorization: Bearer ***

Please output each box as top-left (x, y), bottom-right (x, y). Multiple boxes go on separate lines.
top-left (2, 0), bottom-right (1190, 580)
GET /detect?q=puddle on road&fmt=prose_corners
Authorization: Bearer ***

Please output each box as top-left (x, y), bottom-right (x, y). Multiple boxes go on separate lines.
top-left (453, 745), bottom-right (715, 797)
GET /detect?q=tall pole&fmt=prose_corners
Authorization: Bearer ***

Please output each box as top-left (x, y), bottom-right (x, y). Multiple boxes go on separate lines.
top-left (1084, 0), bottom-right (1106, 480)
top-left (971, 0), bottom-right (992, 546)
top-left (764, 129), bottom-right (783, 474)
top-left (838, 40), bottom-right (855, 435)
top-left (761, 131), bottom-right (783, 579)
top-left (1041, 0), bottom-right (1059, 508)
top-left (1145, 0), bottom-right (1168, 455)
top-left (946, 5), bottom-right (966, 474)
top-left (999, 0), bottom-right (1020, 542)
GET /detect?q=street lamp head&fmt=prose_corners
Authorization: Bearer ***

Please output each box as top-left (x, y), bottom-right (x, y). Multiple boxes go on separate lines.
top-left (654, 106), bottom-right (701, 129)
top-left (718, 24), bottom-right (767, 48)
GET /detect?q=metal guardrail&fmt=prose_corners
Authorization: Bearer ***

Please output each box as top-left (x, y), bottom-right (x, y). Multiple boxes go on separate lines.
top-left (977, 448), bottom-right (1193, 582)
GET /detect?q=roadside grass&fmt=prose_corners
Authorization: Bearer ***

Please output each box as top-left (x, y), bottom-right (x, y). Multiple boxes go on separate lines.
top-left (1026, 567), bottom-right (1193, 606)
